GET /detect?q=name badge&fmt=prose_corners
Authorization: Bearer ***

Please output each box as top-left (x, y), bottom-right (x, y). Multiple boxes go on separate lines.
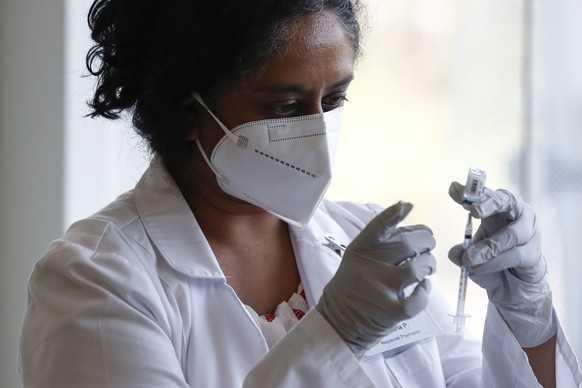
top-left (363, 308), bottom-right (444, 361)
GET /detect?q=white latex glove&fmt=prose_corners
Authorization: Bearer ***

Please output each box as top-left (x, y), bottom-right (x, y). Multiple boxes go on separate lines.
top-left (448, 182), bottom-right (556, 347)
top-left (316, 201), bottom-right (436, 359)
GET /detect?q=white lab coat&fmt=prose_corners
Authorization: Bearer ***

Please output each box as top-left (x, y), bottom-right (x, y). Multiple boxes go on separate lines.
top-left (20, 159), bottom-right (581, 387)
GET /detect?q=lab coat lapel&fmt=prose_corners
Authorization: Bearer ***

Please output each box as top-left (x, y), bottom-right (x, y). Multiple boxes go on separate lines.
top-left (289, 213), bottom-right (354, 308)
top-left (291, 235), bottom-right (339, 308)
top-left (134, 158), bottom-right (224, 279)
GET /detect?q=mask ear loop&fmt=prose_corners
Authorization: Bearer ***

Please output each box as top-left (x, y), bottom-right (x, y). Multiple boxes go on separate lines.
top-left (190, 92), bottom-right (233, 183)
top-left (191, 92), bottom-right (249, 149)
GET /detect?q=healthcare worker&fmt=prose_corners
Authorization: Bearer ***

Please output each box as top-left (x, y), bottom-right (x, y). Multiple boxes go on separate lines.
top-left (19, 0), bottom-right (581, 387)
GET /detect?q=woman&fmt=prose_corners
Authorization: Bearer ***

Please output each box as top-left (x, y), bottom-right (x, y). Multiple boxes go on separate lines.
top-left (19, 0), bottom-right (580, 387)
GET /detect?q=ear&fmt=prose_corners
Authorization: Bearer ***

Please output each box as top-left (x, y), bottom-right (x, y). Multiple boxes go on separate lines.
top-left (181, 95), bottom-right (203, 141)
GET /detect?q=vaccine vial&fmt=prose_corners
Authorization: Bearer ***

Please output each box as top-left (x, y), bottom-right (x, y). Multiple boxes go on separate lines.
top-left (463, 168), bottom-right (487, 203)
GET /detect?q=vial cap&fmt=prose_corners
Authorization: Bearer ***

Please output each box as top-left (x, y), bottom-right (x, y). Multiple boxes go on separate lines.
top-left (464, 167), bottom-right (487, 202)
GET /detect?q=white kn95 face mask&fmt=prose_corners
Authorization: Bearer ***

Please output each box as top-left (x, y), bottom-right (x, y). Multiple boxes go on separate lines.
top-left (192, 92), bottom-right (343, 228)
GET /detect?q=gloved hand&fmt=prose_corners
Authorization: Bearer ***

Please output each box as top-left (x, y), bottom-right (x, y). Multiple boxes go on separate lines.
top-left (448, 182), bottom-right (556, 347)
top-left (316, 201), bottom-right (436, 359)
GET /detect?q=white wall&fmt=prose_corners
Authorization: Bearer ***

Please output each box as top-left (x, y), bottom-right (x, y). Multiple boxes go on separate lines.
top-left (0, 2), bottom-right (148, 387)
top-left (63, 1), bottom-right (149, 229)
top-left (0, 1), bottom-right (65, 387)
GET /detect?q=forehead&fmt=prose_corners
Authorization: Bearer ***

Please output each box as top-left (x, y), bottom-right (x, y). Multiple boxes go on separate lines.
top-left (242, 11), bottom-right (355, 89)
top-left (289, 10), bottom-right (354, 54)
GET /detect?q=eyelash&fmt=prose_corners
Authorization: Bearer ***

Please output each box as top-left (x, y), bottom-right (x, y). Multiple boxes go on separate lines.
top-left (270, 93), bottom-right (349, 117)
top-left (322, 94), bottom-right (348, 110)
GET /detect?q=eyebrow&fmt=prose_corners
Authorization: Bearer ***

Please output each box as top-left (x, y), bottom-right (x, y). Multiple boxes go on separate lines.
top-left (254, 74), bottom-right (355, 94)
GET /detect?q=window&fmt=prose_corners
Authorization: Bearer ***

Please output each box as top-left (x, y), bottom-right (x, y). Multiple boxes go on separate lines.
top-left (327, 0), bottom-right (582, 353)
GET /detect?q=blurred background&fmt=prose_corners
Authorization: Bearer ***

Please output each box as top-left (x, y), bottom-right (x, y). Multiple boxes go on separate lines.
top-left (1, 0), bottom-right (581, 386)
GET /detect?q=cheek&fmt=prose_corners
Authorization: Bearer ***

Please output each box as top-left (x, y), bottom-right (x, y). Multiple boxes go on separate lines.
top-left (184, 126), bottom-right (199, 141)
top-left (181, 103), bottom-right (202, 141)
top-left (196, 116), bottom-right (228, 155)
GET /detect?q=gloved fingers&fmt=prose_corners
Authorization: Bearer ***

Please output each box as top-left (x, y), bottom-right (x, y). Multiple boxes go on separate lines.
top-left (400, 278), bottom-right (432, 318)
top-left (464, 213), bottom-right (539, 267)
top-left (449, 182), bottom-right (498, 217)
top-left (448, 237), bottom-right (530, 269)
top-left (393, 225), bottom-right (436, 253)
top-left (448, 181), bottom-right (466, 205)
top-left (470, 189), bottom-right (523, 220)
top-left (353, 225), bottom-right (436, 266)
top-left (467, 233), bottom-right (543, 277)
top-left (465, 246), bottom-right (524, 274)
top-left (466, 272), bottom-right (496, 291)
top-left (449, 182), bottom-right (524, 221)
top-left (350, 201), bottom-right (413, 248)
top-left (397, 252), bottom-right (437, 284)
top-left (448, 244), bottom-right (464, 267)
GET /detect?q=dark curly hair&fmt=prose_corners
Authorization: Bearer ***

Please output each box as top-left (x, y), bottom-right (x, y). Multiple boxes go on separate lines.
top-left (86, 0), bottom-right (363, 168)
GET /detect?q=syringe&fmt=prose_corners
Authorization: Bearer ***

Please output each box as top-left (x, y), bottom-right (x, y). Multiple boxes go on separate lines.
top-left (452, 214), bottom-right (473, 333)
top-left (451, 167), bottom-right (486, 333)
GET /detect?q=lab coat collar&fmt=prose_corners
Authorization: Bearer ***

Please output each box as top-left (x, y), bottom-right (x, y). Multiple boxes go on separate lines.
top-left (132, 159), bottom-right (354, 294)
top-left (133, 158), bottom-right (225, 279)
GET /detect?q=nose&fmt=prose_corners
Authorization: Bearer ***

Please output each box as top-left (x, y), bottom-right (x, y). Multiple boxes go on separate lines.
top-left (300, 102), bottom-right (324, 116)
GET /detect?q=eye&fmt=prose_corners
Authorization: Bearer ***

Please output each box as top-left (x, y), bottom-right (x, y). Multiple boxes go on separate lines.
top-left (322, 93), bottom-right (348, 112)
top-left (269, 101), bottom-right (299, 117)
